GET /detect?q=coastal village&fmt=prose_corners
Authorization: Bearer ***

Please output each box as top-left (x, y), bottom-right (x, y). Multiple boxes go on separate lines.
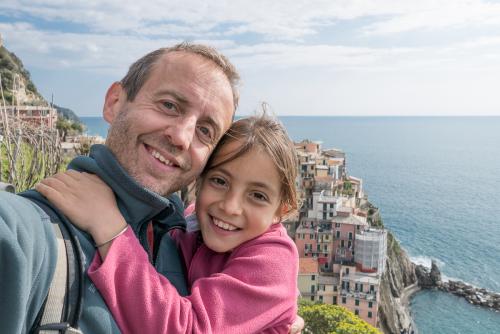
top-left (286, 140), bottom-right (387, 328)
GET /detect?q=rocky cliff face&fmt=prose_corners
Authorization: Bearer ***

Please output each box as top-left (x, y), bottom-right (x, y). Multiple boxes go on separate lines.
top-left (365, 205), bottom-right (418, 334)
top-left (378, 232), bottom-right (418, 334)
top-left (0, 44), bottom-right (44, 106)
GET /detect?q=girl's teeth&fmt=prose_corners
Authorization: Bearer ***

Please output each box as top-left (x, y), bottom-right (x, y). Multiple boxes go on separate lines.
top-left (213, 218), bottom-right (237, 231)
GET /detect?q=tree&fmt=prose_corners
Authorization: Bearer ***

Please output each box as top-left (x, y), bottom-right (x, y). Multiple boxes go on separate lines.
top-left (298, 300), bottom-right (380, 334)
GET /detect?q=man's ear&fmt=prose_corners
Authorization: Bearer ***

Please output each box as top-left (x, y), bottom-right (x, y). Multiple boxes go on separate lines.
top-left (103, 82), bottom-right (125, 124)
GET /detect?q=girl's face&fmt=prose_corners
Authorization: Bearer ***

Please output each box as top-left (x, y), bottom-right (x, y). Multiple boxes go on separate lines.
top-left (196, 140), bottom-right (283, 253)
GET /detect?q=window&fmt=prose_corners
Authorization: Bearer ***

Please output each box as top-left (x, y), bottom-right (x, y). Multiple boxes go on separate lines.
top-left (319, 295), bottom-right (323, 302)
top-left (355, 309), bottom-right (359, 316)
top-left (335, 223), bottom-right (341, 228)
top-left (336, 231), bottom-right (341, 238)
top-left (329, 212), bottom-right (333, 217)
top-left (310, 296), bottom-right (314, 301)
top-left (342, 297), bottom-right (346, 304)
top-left (323, 244), bottom-right (328, 252)
top-left (368, 311), bottom-right (373, 318)
top-left (310, 234), bottom-right (314, 240)
top-left (311, 285), bottom-right (315, 293)
top-left (330, 203), bottom-right (334, 208)
top-left (360, 284), bottom-right (364, 292)
top-left (348, 232), bottom-right (353, 240)
top-left (370, 285), bottom-right (375, 292)
top-left (323, 203), bottom-right (327, 211)
top-left (368, 301), bottom-right (373, 308)
top-left (317, 244), bottom-right (321, 251)
top-left (346, 268), bottom-right (350, 275)
top-left (348, 241), bottom-right (352, 248)
top-left (341, 240), bottom-right (345, 247)
top-left (333, 296), bottom-right (337, 304)
top-left (333, 286), bottom-right (337, 292)
top-left (312, 275), bottom-right (316, 281)
top-left (355, 299), bottom-right (359, 306)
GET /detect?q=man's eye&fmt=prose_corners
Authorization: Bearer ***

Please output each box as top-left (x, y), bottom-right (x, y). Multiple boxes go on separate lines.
top-left (197, 125), bottom-right (215, 142)
top-left (163, 101), bottom-right (176, 111)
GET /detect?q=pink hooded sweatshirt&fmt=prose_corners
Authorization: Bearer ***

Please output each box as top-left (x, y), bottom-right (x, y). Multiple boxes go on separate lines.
top-left (88, 223), bottom-right (299, 334)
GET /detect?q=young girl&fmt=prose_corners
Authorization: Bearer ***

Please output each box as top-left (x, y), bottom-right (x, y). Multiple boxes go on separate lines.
top-left (37, 114), bottom-right (300, 333)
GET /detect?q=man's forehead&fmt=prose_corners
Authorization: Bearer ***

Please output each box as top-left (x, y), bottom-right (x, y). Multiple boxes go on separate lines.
top-left (152, 51), bottom-right (234, 131)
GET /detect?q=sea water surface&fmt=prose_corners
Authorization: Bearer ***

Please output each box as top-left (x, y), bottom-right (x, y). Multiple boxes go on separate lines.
top-left (81, 116), bottom-right (500, 334)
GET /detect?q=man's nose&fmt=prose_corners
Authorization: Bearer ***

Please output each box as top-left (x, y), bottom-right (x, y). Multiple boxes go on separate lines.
top-left (219, 191), bottom-right (243, 216)
top-left (164, 115), bottom-right (196, 151)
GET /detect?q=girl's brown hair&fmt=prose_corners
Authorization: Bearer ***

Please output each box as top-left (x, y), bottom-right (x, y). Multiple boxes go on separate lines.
top-left (202, 112), bottom-right (299, 218)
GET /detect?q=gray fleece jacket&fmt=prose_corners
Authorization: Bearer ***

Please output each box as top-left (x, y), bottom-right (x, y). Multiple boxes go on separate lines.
top-left (0, 144), bottom-right (188, 333)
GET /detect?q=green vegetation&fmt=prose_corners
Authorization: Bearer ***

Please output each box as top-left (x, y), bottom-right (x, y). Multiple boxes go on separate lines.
top-left (56, 117), bottom-right (85, 141)
top-left (1, 141), bottom-right (65, 192)
top-left (0, 45), bottom-right (43, 105)
top-left (298, 299), bottom-right (381, 334)
top-left (342, 180), bottom-right (354, 197)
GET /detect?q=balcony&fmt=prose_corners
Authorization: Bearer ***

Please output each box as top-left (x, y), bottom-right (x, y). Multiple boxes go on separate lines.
top-left (340, 289), bottom-right (377, 301)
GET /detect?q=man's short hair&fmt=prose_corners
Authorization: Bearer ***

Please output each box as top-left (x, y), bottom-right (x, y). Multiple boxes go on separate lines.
top-left (120, 42), bottom-right (240, 110)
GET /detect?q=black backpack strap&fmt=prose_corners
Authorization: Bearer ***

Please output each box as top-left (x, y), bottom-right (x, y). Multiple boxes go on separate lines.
top-left (21, 194), bottom-right (84, 334)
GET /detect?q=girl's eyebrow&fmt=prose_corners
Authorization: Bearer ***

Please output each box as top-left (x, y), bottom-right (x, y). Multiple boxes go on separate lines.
top-left (216, 167), bottom-right (279, 195)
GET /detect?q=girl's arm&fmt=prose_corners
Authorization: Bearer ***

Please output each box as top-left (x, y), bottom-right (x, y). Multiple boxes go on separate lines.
top-left (36, 170), bottom-right (127, 258)
top-left (88, 226), bottom-right (298, 334)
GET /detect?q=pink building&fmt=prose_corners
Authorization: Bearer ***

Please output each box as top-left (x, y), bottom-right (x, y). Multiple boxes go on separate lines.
top-left (3, 105), bottom-right (58, 129)
top-left (338, 264), bottom-right (380, 327)
top-left (331, 215), bottom-right (368, 265)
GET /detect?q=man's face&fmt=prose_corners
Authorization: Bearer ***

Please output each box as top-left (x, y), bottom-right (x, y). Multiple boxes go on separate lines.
top-left (104, 52), bottom-right (234, 195)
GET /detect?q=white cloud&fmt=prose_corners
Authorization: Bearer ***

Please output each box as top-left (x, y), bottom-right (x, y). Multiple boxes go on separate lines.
top-left (363, 0), bottom-right (500, 35)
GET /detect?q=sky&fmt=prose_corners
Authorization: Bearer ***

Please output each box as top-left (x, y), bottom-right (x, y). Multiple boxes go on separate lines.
top-left (1, 0), bottom-right (500, 117)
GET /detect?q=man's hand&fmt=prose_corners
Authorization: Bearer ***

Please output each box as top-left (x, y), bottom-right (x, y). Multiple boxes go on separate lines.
top-left (290, 315), bottom-right (304, 334)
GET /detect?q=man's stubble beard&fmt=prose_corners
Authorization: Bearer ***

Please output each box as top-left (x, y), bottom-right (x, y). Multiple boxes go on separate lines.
top-left (105, 112), bottom-right (189, 196)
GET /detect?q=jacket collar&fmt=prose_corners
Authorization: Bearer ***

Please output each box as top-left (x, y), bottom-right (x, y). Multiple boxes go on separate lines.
top-left (67, 144), bottom-right (185, 232)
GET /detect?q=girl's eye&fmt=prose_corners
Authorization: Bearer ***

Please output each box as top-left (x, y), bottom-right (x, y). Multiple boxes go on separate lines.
top-left (209, 176), bottom-right (227, 187)
top-left (251, 192), bottom-right (269, 203)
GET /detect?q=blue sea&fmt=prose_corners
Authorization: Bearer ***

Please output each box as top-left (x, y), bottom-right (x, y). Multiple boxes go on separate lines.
top-left (81, 116), bottom-right (500, 334)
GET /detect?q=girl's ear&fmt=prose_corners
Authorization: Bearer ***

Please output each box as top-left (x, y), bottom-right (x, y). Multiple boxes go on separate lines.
top-left (272, 204), bottom-right (290, 224)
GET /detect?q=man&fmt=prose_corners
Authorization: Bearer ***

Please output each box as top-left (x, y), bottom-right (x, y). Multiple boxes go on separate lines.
top-left (0, 43), bottom-right (303, 333)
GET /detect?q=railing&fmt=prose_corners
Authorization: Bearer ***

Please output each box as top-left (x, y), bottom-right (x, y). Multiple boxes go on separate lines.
top-left (340, 289), bottom-right (377, 301)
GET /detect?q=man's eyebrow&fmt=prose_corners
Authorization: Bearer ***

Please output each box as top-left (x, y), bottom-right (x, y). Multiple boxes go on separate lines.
top-left (155, 89), bottom-right (189, 105)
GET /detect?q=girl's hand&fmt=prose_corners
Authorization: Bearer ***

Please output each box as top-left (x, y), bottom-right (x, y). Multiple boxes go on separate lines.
top-left (36, 170), bottom-right (127, 246)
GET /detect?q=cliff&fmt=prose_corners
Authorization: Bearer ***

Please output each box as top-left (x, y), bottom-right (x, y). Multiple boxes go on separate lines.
top-left (0, 43), bottom-right (44, 106)
top-left (0, 42), bottom-right (81, 124)
top-left (367, 204), bottom-right (418, 334)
